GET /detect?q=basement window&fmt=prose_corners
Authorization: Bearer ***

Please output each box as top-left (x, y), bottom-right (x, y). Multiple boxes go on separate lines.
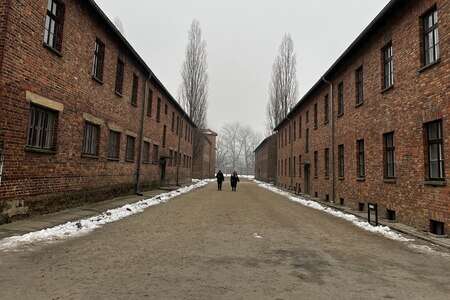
top-left (358, 202), bottom-right (365, 212)
top-left (386, 209), bottom-right (396, 221)
top-left (340, 198), bottom-right (344, 206)
top-left (430, 220), bottom-right (445, 236)
top-left (325, 194), bottom-right (329, 202)
top-left (315, 192), bottom-right (318, 198)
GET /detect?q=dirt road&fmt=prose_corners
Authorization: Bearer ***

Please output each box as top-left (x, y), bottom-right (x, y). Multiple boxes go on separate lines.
top-left (1, 181), bottom-right (450, 299)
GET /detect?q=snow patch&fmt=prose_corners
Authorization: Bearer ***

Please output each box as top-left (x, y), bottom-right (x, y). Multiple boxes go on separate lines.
top-left (408, 244), bottom-right (450, 257)
top-left (255, 180), bottom-right (413, 242)
top-left (0, 180), bottom-right (211, 251)
top-left (253, 233), bottom-right (264, 239)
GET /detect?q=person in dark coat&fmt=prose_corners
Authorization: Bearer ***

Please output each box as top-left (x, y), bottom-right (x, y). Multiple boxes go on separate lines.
top-left (216, 170), bottom-right (225, 191)
top-left (230, 171), bottom-right (240, 192)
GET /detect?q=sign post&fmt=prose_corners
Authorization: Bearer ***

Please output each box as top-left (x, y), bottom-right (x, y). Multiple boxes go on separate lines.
top-left (368, 203), bottom-right (378, 226)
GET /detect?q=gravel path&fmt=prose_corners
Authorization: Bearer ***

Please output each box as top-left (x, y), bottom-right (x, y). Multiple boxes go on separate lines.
top-left (1, 181), bottom-right (449, 300)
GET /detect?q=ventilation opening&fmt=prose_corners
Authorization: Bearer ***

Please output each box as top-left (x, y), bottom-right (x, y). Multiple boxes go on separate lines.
top-left (430, 220), bottom-right (445, 236)
top-left (325, 194), bottom-right (329, 202)
top-left (340, 198), bottom-right (344, 206)
top-left (314, 192), bottom-right (318, 198)
top-left (358, 202), bottom-right (365, 212)
top-left (386, 209), bottom-right (396, 221)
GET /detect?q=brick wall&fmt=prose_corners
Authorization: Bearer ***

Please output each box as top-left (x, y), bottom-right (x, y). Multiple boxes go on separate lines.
top-left (0, 0), bottom-right (194, 220)
top-left (254, 135), bottom-right (277, 183)
top-left (192, 129), bottom-right (217, 179)
top-left (276, 0), bottom-right (449, 233)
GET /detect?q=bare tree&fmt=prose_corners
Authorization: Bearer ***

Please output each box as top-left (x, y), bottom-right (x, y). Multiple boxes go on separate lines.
top-left (267, 33), bottom-right (298, 131)
top-left (180, 20), bottom-right (208, 129)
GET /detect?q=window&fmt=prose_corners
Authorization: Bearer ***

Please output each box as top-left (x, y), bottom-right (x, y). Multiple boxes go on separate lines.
top-left (82, 122), bottom-right (100, 156)
top-left (355, 66), bottom-right (363, 105)
top-left (305, 128), bottom-right (309, 153)
top-left (115, 58), bottom-right (124, 95)
top-left (314, 103), bottom-right (318, 129)
top-left (383, 132), bottom-right (395, 179)
top-left (382, 43), bottom-right (394, 89)
top-left (425, 120), bottom-right (445, 180)
top-left (176, 116), bottom-right (180, 135)
top-left (422, 7), bottom-right (439, 66)
top-left (171, 112), bottom-right (175, 132)
top-left (293, 121), bottom-right (296, 140)
top-left (165, 104), bottom-right (168, 115)
top-left (299, 155), bottom-right (302, 178)
top-left (299, 116), bottom-right (302, 138)
top-left (314, 151), bottom-right (318, 178)
top-left (325, 148), bottom-right (330, 178)
top-left (107, 130), bottom-right (120, 160)
top-left (156, 98), bottom-right (161, 122)
top-left (126, 136), bottom-right (135, 162)
top-left (27, 105), bottom-right (58, 151)
top-left (44, 0), bottom-right (65, 52)
top-left (131, 74), bottom-right (139, 106)
top-left (153, 144), bottom-right (159, 162)
top-left (293, 156), bottom-right (296, 177)
top-left (92, 39), bottom-right (105, 82)
top-left (163, 125), bottom-right (167, 148)
top-left (338, 144), bottom-right (345, 178)
top-left (357, 139), bottom-right (365, 178)
top-left (143, 141), bottom-right (150, 163)
top-left (147, 89), bottom-right (153, 117)
top-left (324, 95), bottom-right (329, 124)
top-left (338, 82), bottom-right (344, 116)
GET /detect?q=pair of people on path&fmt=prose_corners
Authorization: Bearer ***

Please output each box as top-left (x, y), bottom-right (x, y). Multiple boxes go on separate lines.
top-left (216, 170), bottom-right (240, 192)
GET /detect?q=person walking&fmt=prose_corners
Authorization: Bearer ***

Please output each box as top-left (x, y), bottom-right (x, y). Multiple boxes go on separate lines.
top-left (230, 171), bottom-right (240, 192)
top-left (216, 170), bottom-right (225, 191)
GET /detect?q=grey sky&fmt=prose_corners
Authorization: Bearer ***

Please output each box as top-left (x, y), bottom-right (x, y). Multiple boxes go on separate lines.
top-left (95, 0), bottom-right (390, 135)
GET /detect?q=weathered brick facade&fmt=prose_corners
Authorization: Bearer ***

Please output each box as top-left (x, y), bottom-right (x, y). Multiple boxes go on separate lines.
top-left (0, 0), bottom-right (195, 221)
top-left (192, 129), bottom-right (217, 179)
top-left (254, 134), bottom-right (277, 183)
top-left (275, 0), bottom-right (449, 234)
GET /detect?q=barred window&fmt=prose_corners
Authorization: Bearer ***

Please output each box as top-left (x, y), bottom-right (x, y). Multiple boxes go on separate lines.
top-left (382, 43), bottom-right (394, 89)
top-left (156, 98), bottom-right (161, 122)
top-left (82, 122), bottom-right (100, 156)
top-left (338, 144), bottom-right (345, 178)
top-left (153, 144), bottom-right (159, 162)
top-left (314, 103), bottom-right (318, 129)
top-left (107, 130), bottom-right (120, 160)
top-left (355, 66), bottom-right (364, 105)
top-left (147, 89), bottom-right (153, 117)
top-left (27, 105), bottom-right (58, 151)
top-left (44, 0), bottom-right (65, 52)
top-left (143, 141), bottom-right (150, 163)
top-left (425, 120), bottom-right (445, 180)
top-left (324, 94), bottom-right (329, 124)
top-left (422, 8), bottom-right (439, 66)
top-left (299, 116), bottom-right (302, 138)
top-left (131, 74), bottom-right (139, 106)
top-left (305, 128), bottom-right (309, 153)
top-left (338, 82), bottom-right (344, 116)
top-left (357, 139), bottom-right (365, 178)
top-left (126, 135), bottom-right (135, 162)
top-left (92, 39), bottom-right (105, 82)
top-left (299, 155), bottom-right (302, 178)
top-left (115, 58), bottom-right (124, 95)
top-left (325, 148), bottom-right (330, 178)
top-left (314, 151), bottom-right (318, 178)
top-left (383, 132), bottom-right (395, 179)
top-left (163, 125), bottom-right (167, 148)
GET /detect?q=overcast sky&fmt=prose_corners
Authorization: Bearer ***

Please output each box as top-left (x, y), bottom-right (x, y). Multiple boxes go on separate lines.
top-left (95, 0), bottom-right (390, 135)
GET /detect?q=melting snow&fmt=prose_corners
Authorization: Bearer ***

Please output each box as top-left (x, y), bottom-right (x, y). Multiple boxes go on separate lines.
top-left (0, 180), bottom-right (212, 251)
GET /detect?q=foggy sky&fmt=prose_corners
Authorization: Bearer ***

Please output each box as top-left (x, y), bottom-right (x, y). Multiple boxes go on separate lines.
top-left (95, 0), bottom-right (390, 135)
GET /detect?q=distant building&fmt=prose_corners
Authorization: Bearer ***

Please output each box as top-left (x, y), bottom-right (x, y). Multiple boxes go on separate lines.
top-left (274, 0), bottom-right (449, 235)
top-left (254, 135), bottom-right (277, 183)
top-left (0, 0), bottom-right (195, 222)
top-left (193, 129), bottom-right (217, 179)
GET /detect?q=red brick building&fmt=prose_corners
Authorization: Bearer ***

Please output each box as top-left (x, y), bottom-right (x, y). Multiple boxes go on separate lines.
top-left (0, 0), bottom-right (195, 221)
top-left (275, 0), bottom-right (449, 235)
top-left (192, 129), bottom-right (217, 179)
top-left (254, 134), bottom-right (277, 183)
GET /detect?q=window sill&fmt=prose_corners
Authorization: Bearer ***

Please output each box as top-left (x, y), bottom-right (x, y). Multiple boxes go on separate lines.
top-left (356, 177), bottom-right (366, 182)
top-left (92, 75), bottom-right (104, 85)
top-left (418, 59), bottom-right (440, 73)
top-left (337, 113), bottom-right (344, 118)
top-left (115, 91), bottom-right (123, 98)
top-left (81, 154), bottom-right (99, 160)
top-left (384, 178), bottom-right (397, 184)
top-left (25, 146), bottom-right (56, 155)
top-left (339, 177), bottom-right (345, 181)
top-left (107, 157), bottom-right (120, 162)
top-left (355, 102), bottom-right (364, 108)
top-left (143, 161), bottom-right (152, 165)
top-left (381, 85), bottom-right (394, 94)
top-left (125, 160), bottom-right (135, 163)
top-left (43, 43), bottom-right (62, 57)
top-left (424, 180), bottom-right (447, 187)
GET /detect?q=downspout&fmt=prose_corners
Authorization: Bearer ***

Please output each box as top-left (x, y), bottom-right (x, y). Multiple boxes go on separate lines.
top-left (135, 73), bottom-right (151, 195)
top-left (322, 77), bottom-right (335, 203)
top-left (176, 119), bottom-right (182, 186)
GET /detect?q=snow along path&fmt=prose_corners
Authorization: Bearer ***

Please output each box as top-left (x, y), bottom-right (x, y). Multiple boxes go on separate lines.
top-left (255, 180), bottom-right (413, 242)
top-left (0, 179), bottom-right (212, 251)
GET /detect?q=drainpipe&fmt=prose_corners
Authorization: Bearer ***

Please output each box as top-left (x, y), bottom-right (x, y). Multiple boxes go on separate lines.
top-left (176, 119), bottom-right (182, 186)
top-left (322, 77), bottom-right (335, 203)
top-left (135, 73), bottom-right (152, 195)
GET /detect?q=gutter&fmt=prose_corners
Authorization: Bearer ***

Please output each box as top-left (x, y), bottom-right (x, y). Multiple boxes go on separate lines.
top-left (322, 77), bottom-right (335, 203)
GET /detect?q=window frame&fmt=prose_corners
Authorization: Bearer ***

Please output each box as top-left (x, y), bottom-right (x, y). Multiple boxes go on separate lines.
top-left (383, 132), bottom-right (396, 179)
top-left (338, 144), bottom-right (345, 178)
top-left (115, 57), bottom-right (125, 96)
top-left (92, 38), bottom-right (105, 83)
top-left (355, 66), bottom-right (364, 106)
top-left (422, 7), bottom-right (440, 67)
top-left (26, 104), bottom-right (58, 152)
top-left (425, 120), bottom-right (445, 181)
top-left (44, 0), bottom-right (65, 53)
top-left (356, 139), bottom-right (365, 179)
top-left (107, 130), bottom-right (121, 161)
top-left (324, 94), bottom-right (329, 124)
top-left (382, 42), bottom-right (394, 90)
top-left (143, 141), bottom-right (151, 164)
top-left (131, 74), bottom-right (139, 107)
top-left (125, 135), bottom-right (136, 162)
top-left (337, 82), bottom-right (344, 116)
top-left (82, 121), bottom-right (100, 157)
